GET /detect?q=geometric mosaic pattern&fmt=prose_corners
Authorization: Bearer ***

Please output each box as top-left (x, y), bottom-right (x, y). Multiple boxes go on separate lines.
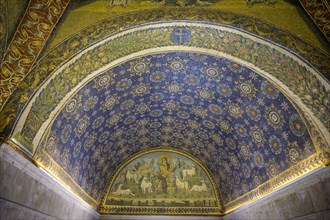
top-left (41, 52), bottom-right (315, 204)
top-left (2, 8), bottom-right (329, 151)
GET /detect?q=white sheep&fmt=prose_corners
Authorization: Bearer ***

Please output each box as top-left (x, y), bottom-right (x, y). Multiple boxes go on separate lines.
top-left (190, 180), bottom-right (208, 192)
top-left (113, 184), bottom-right (135, 196)
top-left (182, 164), bottom-right (196, 180)
top-left (126, 168), bottom-right (139, 183)
top-left (141, 177), bottom-right (153, 194)
top-left (175, 176), bottom-right (189, 192)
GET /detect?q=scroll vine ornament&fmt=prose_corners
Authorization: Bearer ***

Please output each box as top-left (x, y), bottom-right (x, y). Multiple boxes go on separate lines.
top-left (0, 0), bottom-right (70, 110)
top-left (0, 0), bottom-right (7, 62)
top-left (299, 0), bottom-right (330, 42)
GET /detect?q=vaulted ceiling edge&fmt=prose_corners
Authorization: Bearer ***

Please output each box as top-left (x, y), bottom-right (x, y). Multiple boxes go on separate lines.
top-left (34, 148), bottom-right (99, 209)
top-left (0, 9), bottom-right (330, 146)
top-left (224, 152), bottom-right (328, 213)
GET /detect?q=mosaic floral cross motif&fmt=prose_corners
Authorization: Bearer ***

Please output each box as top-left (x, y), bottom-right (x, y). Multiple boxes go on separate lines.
top-left (171, 27), bottom-right (191, 45)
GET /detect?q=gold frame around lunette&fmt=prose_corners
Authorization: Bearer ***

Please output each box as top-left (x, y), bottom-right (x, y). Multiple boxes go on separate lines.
top-left (99, 147), bottom-right (224, 216)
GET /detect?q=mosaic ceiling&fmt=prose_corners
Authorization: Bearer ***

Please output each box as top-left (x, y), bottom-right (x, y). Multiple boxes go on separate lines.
top-left (40, 51), bottom-right (316, 206)
top-left (0, 0), bottom-right (329, 216)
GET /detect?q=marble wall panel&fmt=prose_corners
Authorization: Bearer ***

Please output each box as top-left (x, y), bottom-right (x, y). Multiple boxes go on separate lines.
top-left (0, 143), bottom-right (99, 220)
top-left (0, 198), bottom-right (58, 220)
top-left (223, 166), bottom-right (330, 220)
top-left (292, 210), bottom-right (330, 220)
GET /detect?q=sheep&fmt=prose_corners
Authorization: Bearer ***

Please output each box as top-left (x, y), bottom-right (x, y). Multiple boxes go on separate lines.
top-left (126, 168), bottom-right (139, 183)
top-left (141, 177), bottom-right (153, 194)
top-left (190, 180), bottom-right (208, 192)
top-left (113, 184), bottom-right (135, 196)
top-left (175, 176), bottom-right (189, 192)
top-left (182, 164), bottom-right (196, 180)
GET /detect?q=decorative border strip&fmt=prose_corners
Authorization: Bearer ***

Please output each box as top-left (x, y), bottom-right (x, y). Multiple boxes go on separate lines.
top-left (99, 206), bottom-right (223, 216)
top-left (0, 0), bottom-right (7, 62)
top-left (34, 148), bottom-right (98, 209)
top-left (299, 0), bottom-right (330, 42)
top-left (224, 151), bottom-right (330, 213)
top-left (1, 8), bottom-right (329, 144)
top-left (289, 92), bottom-right (330, 154)
top-left (0, 0), bottom-right (70, 110)
top-left (99, 147), bottom-right (223, 215)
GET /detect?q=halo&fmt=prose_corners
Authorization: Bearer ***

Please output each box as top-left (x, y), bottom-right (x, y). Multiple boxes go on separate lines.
top-left (160, 155), bottom-right (170, 162)
top-left (159, 155), bottom-right (174, 172)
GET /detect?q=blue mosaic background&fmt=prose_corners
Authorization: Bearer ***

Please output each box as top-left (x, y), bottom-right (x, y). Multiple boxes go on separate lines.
top-left (43, 52), bottom-right (315, 203)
